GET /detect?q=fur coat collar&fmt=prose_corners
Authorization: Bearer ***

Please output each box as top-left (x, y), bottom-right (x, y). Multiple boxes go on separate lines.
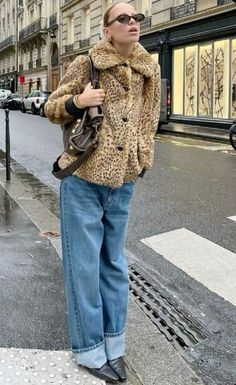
top-left (89, 39), bottom-right (155, 78)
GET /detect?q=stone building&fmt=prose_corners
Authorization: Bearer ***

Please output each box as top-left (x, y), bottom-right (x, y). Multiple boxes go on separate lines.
top-left (17, 0), bottom-right (60, 95)
top-left (0, 0), bottom-right (236, 126)
top-left (60, 0), bottom-right (153, 73)
top-left (0, 0), bottom-right (17, 91)
top-left (60, 0), bottom-right (236, 126)
top-left (0, 0), bottom-right (60, 95)
top-left (139, 0), bottom-right (236, 126)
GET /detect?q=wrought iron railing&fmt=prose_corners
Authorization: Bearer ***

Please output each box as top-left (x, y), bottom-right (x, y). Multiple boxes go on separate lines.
top-left (19, 18), bottom-right (47, 41)
top-left (170, 1), bottom-right (196, 20)
top-left (0, 35), bottom-right (14, 51)
top-left (64, 44), bottom-right (74, 53)
top-left (218, 0), bottom-right (234, 4)
top-left (79, 38), bottom-right (90, 48)
top-left (140, 16), bottom-right (152, 30)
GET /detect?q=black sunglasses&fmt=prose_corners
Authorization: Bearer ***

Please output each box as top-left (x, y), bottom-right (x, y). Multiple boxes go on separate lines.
top-left (105, 13), bottom-right (145, 27)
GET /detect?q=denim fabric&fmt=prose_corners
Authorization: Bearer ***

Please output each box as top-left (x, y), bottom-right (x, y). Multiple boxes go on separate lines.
top-left (60, 175), bottom-right (134, 368)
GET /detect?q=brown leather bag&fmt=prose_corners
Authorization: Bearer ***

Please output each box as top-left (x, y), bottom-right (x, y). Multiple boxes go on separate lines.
top-left (52, 56), bottom-right (103, 180)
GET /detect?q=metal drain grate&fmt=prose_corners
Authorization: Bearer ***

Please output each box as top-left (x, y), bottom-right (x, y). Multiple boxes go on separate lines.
top-left (129, 265), bottom-right (209, 352)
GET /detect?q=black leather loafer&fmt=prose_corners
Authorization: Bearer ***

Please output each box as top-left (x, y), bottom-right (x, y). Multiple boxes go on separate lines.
top-left (108, 356), bottom-right (127, 381)
top-left (88, 362), bottom-right (119, 383)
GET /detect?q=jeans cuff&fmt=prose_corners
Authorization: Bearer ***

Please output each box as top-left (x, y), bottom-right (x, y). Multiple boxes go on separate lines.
top-left (75, 343), bottom-right (107, 369)
top-left (105, 330), bottom-right (125, 360)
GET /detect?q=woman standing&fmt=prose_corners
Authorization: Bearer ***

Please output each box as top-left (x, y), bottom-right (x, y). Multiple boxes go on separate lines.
top-left (45, 2), bottom-right (160, 382)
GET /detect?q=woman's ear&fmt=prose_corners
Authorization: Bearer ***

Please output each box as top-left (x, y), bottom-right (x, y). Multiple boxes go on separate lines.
top-left (103, 27), bottom-right (111, 41)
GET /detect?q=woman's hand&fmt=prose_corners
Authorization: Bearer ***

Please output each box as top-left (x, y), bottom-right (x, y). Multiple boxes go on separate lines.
top-left (75, 82), bottom-right (105, 108)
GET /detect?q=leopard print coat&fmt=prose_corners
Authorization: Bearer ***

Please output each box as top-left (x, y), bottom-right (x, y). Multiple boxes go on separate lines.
top-left (45, 39), bottom-right (160, 188)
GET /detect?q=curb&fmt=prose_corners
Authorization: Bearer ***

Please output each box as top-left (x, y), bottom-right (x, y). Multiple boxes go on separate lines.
top-left (159, 128), bottom-right (230, 144)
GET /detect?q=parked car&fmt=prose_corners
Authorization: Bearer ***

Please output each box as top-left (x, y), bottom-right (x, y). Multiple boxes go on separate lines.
top-left (39, 96), bottom-right (50, 117)
top-left (21, 90), bottom-right (52, 114)
top-left (19, 93), bottom-right (29, 112)
top-left (157, 79), bottom-right (171, 131)
top-left (0, 89), bottom-right (11, 108)
top-left (2, 93), bottom-right (23, 110)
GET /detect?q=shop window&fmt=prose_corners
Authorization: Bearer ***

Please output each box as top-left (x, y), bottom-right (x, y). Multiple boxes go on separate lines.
top-left (185, 45), bottom-right (198, 116)
top-left (231, 39), bottom-right (236, 119)
top-left (199, 44), bottom-right (213, 116)
top-left (213, 40), bottom-right (229, 118)
top-left (150, 53), bottom-right (159, 64)
top-left (173, 48), bottom-right (184, 114)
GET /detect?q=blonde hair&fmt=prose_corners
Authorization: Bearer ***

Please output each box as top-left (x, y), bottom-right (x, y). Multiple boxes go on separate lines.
top-left (103, 2), bottom-right (125, 27)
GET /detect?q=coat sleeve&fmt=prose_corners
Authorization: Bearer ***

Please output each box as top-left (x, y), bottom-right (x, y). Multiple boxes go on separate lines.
top-left (151, 63), bottom-right (161, 134)
top-left (45, 55), bottom-right (90, 125)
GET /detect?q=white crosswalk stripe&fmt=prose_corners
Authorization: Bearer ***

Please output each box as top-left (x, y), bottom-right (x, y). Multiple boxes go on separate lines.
top-left (141, 228), bottom-right (236, 306)
top-left (228, 215), bottom-right (236, 222)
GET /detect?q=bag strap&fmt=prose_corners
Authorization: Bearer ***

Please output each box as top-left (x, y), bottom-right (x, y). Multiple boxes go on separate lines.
top-left (88, 56), bottom-right (99, 89)
top-left (52, 145), bottom-right (95, 179)
top-left (52, 55), bottom-right (99, 180)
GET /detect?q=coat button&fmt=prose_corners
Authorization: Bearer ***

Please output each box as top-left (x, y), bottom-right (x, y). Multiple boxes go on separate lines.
top-left (117, 146), bottom-right (123, 151)
top-left (122, 117), bottom-right (128, 122)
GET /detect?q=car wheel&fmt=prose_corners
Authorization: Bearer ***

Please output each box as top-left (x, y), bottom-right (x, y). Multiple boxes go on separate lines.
top-left (39, 105), bottom-right (45, 117)
top-left (31, 104), bottom-right (37, 115)
top-left (21, 105), bottom-right (26, 113)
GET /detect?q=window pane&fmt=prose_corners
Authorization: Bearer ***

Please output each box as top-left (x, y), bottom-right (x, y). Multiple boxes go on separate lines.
top-left (185, 45), bottom-right (198, 116)
top-left (150, 53), bottom-right (159, 64)
top-left (199, 44), bottom-right (213, 116)
top-left (213, 40), bottom-right (229, 118)
top-left (173, 48), bottom-right (184, 114)
top-left (231, 39), bottom-right (236, 119)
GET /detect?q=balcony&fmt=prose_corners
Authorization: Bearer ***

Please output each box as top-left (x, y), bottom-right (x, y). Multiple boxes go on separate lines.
top-left (140, 16), bottom-right (152, 30)
top-left (170, 1), bottom-right (196, 20)
top-left (49, 12), bottom-right (58, 28)
top-left (0, 35), bottom-right (14, 51)
top-left (28, 61), bottom-right (33, 70)
top-left (51, 55), bottom-right (59, 67)
top-left (64, 44), bottom-right (74, 54)
top-left (79, 38), bottom-right (90, 49)
top-left (218, 0), bottom-right (234, 4)
top-left (36, 58), bottom-right (42, 67)
top-left (19, 18), bottom-right (47, 42)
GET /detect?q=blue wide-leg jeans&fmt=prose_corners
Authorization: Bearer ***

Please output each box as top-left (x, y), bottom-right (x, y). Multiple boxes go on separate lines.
top-left (60, 175), bottom-right (134, 369)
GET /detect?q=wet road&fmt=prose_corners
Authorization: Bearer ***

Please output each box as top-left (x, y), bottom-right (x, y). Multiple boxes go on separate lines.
top-left (0, 109), bottom-right (236, 385)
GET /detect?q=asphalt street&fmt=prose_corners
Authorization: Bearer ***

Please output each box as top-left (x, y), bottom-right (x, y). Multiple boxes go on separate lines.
top-left (0, 109), bottom-right (235, 385)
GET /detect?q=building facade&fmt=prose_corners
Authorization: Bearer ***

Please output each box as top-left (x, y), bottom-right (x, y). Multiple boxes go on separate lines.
top-left (60, 0), bottom-right (153, 74)
top-left (0, 0), bottom-right (17, 91)
top-left (17, 0), bottom-right (60, 95)
top-left (60, 0), bottom-right (236, 127)
top-left (139, 0), bottom-right (236, 126)
top-left (0, 0), bottom-right (235, 126)
top-left (0, 0), bottom-right (60, 95)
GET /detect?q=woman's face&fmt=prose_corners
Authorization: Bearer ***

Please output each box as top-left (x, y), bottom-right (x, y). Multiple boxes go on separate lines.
top-left (104, 3), bottom-right (142, 45)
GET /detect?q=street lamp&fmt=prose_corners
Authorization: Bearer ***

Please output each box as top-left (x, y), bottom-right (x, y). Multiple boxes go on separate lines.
top-left (50, 29), bottom-right (56, 40)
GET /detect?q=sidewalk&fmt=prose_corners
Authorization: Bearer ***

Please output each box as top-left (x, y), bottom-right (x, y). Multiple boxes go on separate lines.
top-left (0, 156), bottom-right (205, 385)
top-left (159, 122), bottom-right (229, 143)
